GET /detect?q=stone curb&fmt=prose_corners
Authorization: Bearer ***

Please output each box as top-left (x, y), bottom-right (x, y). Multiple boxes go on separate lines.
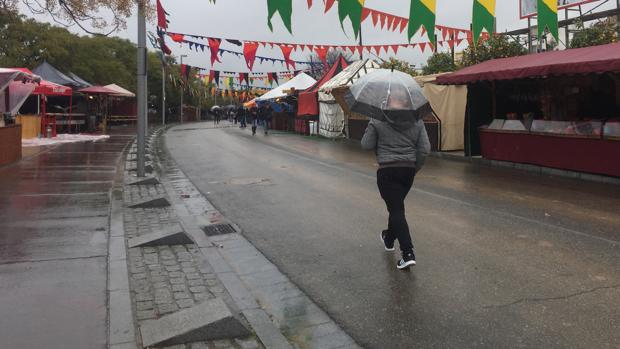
top-left (108, 139), bottom-right (138, 349)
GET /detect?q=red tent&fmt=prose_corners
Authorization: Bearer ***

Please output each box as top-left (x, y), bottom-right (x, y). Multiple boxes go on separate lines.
top-left (297, 56), bottom-right (349, 117)
top-left (437, 42), bottom-right (620, 85)
top-left (13, 68), bottom-right (72, 96)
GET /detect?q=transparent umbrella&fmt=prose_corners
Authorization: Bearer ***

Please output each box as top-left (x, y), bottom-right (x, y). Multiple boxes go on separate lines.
top-left (344, 69), bottom-right (431, 125)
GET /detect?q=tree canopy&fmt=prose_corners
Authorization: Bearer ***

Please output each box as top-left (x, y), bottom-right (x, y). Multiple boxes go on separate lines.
top-left (570, 19), bottom-right (618, 49)
top-left (0, 9), bottom-right (207, 114)
top-left (422, 53), bottom-right (456, 75)
top-left (460, 35), bottom-right (527, 67)
top-left (379, 57), bottom-right (418, 76)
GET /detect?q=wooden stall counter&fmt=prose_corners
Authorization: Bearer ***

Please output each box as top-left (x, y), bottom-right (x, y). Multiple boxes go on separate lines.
top-left (0, 124), bottom-right (22, 166)
top-left (15, 114), bottom-right (41, 139)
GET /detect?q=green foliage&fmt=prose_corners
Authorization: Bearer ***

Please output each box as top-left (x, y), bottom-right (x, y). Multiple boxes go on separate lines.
top-left (570, 19), bottom-right (618, 49)
top-left (0, 10), bottom-right (210, 114)
top-left (379, 57), bottom-right (418, 76)
top-left (460, 35), bottom-right (527, 67)
top-left (422, 53), bottom-right (456, 75)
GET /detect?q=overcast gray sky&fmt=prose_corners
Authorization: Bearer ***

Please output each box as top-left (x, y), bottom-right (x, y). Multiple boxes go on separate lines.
top-left (21, 0), bottom-right (617, 75)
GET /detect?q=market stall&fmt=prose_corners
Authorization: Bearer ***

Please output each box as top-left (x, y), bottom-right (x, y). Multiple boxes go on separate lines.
top-left (104, 83), bottom-right (137, 124)
top-left (415, 74), bottom-right (467, 151)
top-left (79, 85), bottom-right (117, 132)
top-left (257, 72), bottom-right (317, 132)
top-left (0, 68), bottom-right (40, 165)
top-left (437, 42), bottom-right (620, 177)
top-left (318, 59), bottom-right (380, 139)
top-left (296, 57), bottom-right (348, 135)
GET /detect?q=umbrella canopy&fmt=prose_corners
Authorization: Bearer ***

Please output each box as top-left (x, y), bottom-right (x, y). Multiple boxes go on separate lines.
top-left (210, 105), bottom-right (221, 111)
top-left (344, 69), bottom-right (431, 124)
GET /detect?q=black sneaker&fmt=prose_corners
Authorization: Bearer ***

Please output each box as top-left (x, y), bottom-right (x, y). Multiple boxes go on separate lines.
top-left (380, 230), bottom-right (395, 251)
top-left (397, 252), bottom-right (416, 270)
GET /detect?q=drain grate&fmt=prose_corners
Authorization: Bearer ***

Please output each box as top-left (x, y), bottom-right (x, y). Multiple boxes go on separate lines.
top-left (202, 223), bottom-right (237, 236)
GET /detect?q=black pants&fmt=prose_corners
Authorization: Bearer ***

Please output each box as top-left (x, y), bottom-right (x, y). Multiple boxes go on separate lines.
top-left (377, 167), bottom-right (416, 253)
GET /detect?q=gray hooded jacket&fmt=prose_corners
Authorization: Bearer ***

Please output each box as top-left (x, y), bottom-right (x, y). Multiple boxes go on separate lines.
top-left (361, 118), bottom-right (431, 170)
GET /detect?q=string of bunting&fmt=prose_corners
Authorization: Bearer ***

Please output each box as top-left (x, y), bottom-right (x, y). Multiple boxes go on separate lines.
top-left (181, 63), bottom-right (308, 87)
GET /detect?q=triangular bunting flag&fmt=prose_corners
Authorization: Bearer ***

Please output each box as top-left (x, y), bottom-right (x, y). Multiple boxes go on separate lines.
top-left (314, 46), bottom-right (329, 65)
top-left (267, 0), bottom-right (293, 33)
top-left (361, 8), bottom-right (371, 22)
top-left (243, 41), bottom-right (259, 71)
top-left (390, 45), bottom-right (399, 54)
top-left (207, 38), bottom-right (222, 65)
top-left (279, 45), bottom-right (296, 70)
top-left (325, 0), bottom-right (336, 12)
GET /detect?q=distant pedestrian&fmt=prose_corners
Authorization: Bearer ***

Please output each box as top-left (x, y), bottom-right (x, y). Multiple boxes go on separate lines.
top-left (237, 106), bottom-right (246, 128)
top-left (250, 106), bottom-right (258, 135)
top-left (262, 104), bottom-right (272, 135)
top-left (361, 87), bottom-right (430, 270)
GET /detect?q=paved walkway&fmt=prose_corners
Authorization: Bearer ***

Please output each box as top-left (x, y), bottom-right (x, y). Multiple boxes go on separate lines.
top-left (0, 130), bottom-right (133, 349)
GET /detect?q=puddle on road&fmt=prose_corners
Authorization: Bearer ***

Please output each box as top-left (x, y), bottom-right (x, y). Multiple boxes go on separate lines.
top-left (209, 177), bottom-right (272, 186)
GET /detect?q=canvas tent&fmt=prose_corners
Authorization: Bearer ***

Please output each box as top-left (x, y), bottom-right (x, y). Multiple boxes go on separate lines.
top-left (0, 68), bottom-right (40, 116)
top-left (297, 57), bottom-right (348, 117)
top-left (317, 59), bottom-right (380, 138)
top-left (256, 72), bottom-right (317, 101)
top-left (69, 72), bottom-right (92, 87)
top-left (104, 84), bottom-right (135, 97)
top-left (32, 61), bottom-right (89, 88)
top-left (415, 74), bottom-right (467, 151)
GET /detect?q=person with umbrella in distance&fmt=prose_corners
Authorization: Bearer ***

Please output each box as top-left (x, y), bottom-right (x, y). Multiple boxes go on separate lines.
top-left (346, 69), bottom-right (431, 270)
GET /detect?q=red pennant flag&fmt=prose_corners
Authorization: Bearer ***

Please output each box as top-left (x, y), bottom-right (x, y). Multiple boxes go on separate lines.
top-left (391, 18), bottom-right (400, 32)
top-left (442, 27), bottom-right (449, 40)
top-left (325, 0), bottom-right (336, 13)
top-left (170, 34), bottom-right (184, 43)
top-left (382, 45), bottom-right (390, 53)
top-left (156, 0), bottom-right (168, 29)
top-left (399, 19), bottom-right (408, 33)
top-left (379, 13), bottom-right (386, 30)
top-left (373, 46), bottom-right (381, 55)
top-left (243, 41), bottom-right (259, 71)
top-left (258, 42), bottom-right (266, 47)
top-left (269, 43), bottom-right (275, 48)
top-left (457, 38), bottom-right (465, 46)
top-left (386, 15), bottom-right (395, 31)
top-left (207, 38), bottom-right (222, 65)
top-left (371, 10), bottom-right (379, 27)
top-left (314, 46), bottom-right (329, 65)
top-left (390, 45), bottom-right (399, 54)
top-left (361, 8), bottom-right (371, 22)
top-left (421, 27), bottom-right (426, 37)
top-left (291, 44), bottom-right (298, 51)
top-left (410, 43), bottom-right (417, 49)
top-left (307, 44), bottom-right (314, 51)
top-left (419, 42), bottom-right (427, 52)
top-left (466, 31), bottom-right (473, 45)
top-left (279, 45), bottom-right (296, 70)
top-left (307, 0), bottom-right (312, 9)
top-left (299, 44), bottom-right (306, 51)
top-left (356, 46), bottom-right (363, 56)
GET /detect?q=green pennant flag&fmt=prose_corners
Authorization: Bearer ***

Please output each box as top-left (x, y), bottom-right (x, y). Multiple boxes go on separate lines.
top-left (267, 0), bottom-right (293, 33)
top-left (538, 0), bottom-right (559, 41)
top-left (409, 0), bottom-right (436, 46)
top-left (472, 0), bottom-right (495, 43)
top-left (338, 0), bottom-right (365, 39)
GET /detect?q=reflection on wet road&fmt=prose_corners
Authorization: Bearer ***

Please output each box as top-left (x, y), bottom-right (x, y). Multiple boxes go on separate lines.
top-left (166, 124), bottom-right (620, 349)
top-left (0, 131), bottom-right (132, 349)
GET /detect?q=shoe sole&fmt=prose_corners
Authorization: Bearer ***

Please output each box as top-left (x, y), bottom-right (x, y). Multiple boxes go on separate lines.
top-left (380, 232), bottom-right (395, 252)
top-left (397, 260), bottom-right (416, 270)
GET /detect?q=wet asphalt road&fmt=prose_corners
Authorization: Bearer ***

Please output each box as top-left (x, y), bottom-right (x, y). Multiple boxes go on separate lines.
top-left (0, 130), bottom-right (132, 349)
top-left (165, 123), bottom-right (620, 349)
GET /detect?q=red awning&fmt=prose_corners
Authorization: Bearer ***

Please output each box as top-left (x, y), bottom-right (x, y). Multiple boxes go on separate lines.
top-left (437, 43), bottom-right (620, 85)
top-left (79, 85), bottom-right (117, 94)
top-left (11, 68), bottom-right (72, 96)
top-left (297, 56), bottom-right (349, 117)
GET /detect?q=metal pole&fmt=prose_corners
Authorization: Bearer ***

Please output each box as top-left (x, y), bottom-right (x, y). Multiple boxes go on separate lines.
top-left (565, 8), bottom-right (570, 49)
top-left (358, 24), bottom-right (364, 60)
top-left (617, 0), bottom-right (620, 37)
top-left (180, 55), bottom-right (185, 124)
top-left (527, 18), bottom-right (532, 53)
top-left (136, 0), bottom-right (147, 177)
top-left (162, 62), bottom-right (166, 126)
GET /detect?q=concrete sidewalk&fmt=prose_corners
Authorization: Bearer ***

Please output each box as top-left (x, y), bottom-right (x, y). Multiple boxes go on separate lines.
top-left (0, 129), bottom-right (133, 349)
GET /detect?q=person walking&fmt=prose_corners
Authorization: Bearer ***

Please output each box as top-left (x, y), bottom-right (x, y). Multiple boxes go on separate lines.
top-left (250, 106), bottom-right (258, 135)
top-left (359, 85), bottom-right (431, 270)
top-left (263, 104), bottom-right (272, 135)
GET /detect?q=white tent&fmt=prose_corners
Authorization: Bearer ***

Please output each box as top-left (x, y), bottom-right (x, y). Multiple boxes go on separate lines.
top-left (317, 59), bottom-right (380, 138)
top-left (256, 72), bottom-right (316, 101)
top-left (104, 83), bottom-right (135, 97)
top-left (0, 68), bottom-right (40, 117)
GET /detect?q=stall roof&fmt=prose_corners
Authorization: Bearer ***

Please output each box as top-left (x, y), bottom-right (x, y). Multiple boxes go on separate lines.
top-left (13, 68), bottom-right (72, 96)
top-left (79, 85), bottom-right (117, 94)
top-left (319, 59), bottom-right (380, 93)
top-left (298, 56), bottom-right (348, 116)
top-left (104, 84), bottom-right (135, 97)
top-left (437, 43), bottom-right (620, 85)
top-left (69, 72), bottom-right (92, 87)
top-left (256, 72), bottom-right (317, 101)
top-left (0, 68), bottom-right (40, 91)
top-left (33, 61), bottom-right (83, 87)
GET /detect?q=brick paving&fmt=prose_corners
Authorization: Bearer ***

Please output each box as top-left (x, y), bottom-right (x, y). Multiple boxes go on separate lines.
top-left (121, 135), bottom-right (263, 349)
